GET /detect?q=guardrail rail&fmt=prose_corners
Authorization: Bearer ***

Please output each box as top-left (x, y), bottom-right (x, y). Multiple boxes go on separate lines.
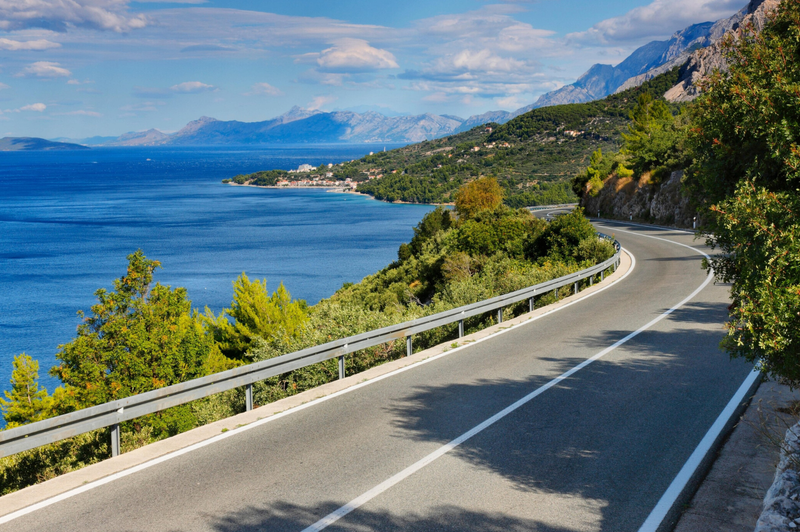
top-left (0, 234), bottom-right (620, 459)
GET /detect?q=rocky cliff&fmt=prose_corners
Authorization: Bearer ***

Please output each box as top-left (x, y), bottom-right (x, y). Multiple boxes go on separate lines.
top-left (664, 0), bottom-right (780, 102)
top-left (581, 171), bottom-right (699, 228)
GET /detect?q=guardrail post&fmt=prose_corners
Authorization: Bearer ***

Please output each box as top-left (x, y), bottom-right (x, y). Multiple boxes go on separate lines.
top-left (458, 319), bottom-right (464, 338)
top-left (589, 275), bottom-right (593, 286)
top-left (555, 288), bottom-right (558, 299)
top-left (574, 282), bottom-right (578, 295)
top-left (111, 423), bottom-right (120, 457)
top-left (406, 335), bottom-right (412, 357)
top-left (338, 355), bottom-right (345, 379)
top-left (529, 297), bottom-right (534, 312)
top-left (601, 270), bottom-right (605, 281)
top-left (245, 384), bottom-right (253, 411)
top-left (497, 308), bottom-right (503, 323)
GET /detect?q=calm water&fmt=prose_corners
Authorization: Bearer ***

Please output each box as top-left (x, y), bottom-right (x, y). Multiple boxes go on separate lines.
top-left (0, 145), bottom-right (432, 393)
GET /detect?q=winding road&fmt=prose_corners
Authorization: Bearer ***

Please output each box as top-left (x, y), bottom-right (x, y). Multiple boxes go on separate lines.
top-left (0, 219), bottom-right (754, 532)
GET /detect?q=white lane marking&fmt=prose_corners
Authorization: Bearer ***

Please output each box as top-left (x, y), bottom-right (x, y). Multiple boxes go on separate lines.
top-left (0, 250), bottom-right (636, 525)
top-left (596, 225), bottom-right (705, 256)
top-left (593, 218), bottom-right (696, 235)
top-left (594, 224), bottom-right (761, 532)
top-left (302, 260), bottom-right (716, 531)
top-left (638, 368), bottom-right (760, 532)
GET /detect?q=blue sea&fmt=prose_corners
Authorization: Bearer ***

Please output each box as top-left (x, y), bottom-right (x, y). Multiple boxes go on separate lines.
top-left (0, 145), bottom-right (433, 394)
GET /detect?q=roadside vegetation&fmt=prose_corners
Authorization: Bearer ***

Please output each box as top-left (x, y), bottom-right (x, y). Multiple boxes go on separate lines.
top-left (569, 1), bottom-right (800, 388)
top-left (0, 177), bottom-right (614, 495)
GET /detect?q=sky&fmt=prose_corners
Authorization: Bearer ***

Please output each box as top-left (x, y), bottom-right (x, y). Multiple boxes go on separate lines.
top-left (0, 0), bottom-right (748, 138)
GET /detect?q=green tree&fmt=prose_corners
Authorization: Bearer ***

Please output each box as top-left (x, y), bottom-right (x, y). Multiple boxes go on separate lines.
top-left (51, 251), bottom-right (212, 410)
top-left (525, 208), bottom-right (597, 264)
top-left (686, 1), bottom-right (800, 385)
top-left (454, 177), bottom-right (504, 219)
top-left (203, 274), bottom-right (308, 360)
top-left (1, 354), bottom-right (54, 428)
top-left (623, 93), bottom-right (688, 177)
top-left (409, 207), bottom-right (452, 255)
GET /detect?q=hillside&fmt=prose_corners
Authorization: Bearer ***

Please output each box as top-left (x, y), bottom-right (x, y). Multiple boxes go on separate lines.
top-left (228, 69), bottom-right (682, 208)
top-left (0, 137), bottom-right (89, 151)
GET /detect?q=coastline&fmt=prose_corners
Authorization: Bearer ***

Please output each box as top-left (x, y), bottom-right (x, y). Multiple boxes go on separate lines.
top-left (225, 181), bottom-right (452, 206)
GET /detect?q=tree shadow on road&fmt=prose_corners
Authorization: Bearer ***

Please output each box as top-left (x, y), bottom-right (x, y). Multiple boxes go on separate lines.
top-left (205, 501), bottom-right (578, 532)
top-left (375, 321), bottom-right (752, 531)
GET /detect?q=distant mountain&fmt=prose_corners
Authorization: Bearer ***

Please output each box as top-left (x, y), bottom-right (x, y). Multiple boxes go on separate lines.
top-left (0, 137), bottom-right (89, 151)
top-left (113, 128), bottom-right (171, 146)
top-left (51, 135), bottom-right (117, 146)
top-left (529, 22), bottom-right (715, 110)
top-left (108, 107), bottom-right (465, 146)
top-left (526, 0), bottom-right (775, 109)
top-left (454, 111), bottom-right (513, 134)
top-left (662, 0), bottom-right (779, 102)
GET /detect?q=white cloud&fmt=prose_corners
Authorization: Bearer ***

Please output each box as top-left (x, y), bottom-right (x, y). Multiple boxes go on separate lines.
top-left (180, 44), bottom-right (236, 53)
top-left (20, 103), bottom-right (46, 112)
top-left (0, 0), bottom-right (148, 33)
top-left (301, 38), bottom-right (398, 73)
top-left (244, 82), bottom-right (283, 96)
top-left (0, 38), bottom-right (61, 51)
top-left (422, 92), bottom-right (449, 103)
top-left (400, 48), bottom-right (533, 89)
top-left (120, 100), bottom-right (165, 111)
top-left (495, 95), bottom-right (525, 109)
top-left (170, 81), bottom-right (216, 93)
top-left (53, 109), bottom-right (102, 117)
top-left (440, 49), bottom-right (526, 74)
top-left (305, 95), bottom-right (337, 111)
top-left (17, 61), bottom-right (72, 78)
top-left (133, 0), bottom-right (207, 3)
top-left (568, 0), bottom-right (744, 44)
top-left (0, 82), bottom-right (8, 90)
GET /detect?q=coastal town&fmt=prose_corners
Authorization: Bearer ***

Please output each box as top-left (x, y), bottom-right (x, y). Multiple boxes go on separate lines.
top-left (224, 126), bottom-right (516, 197)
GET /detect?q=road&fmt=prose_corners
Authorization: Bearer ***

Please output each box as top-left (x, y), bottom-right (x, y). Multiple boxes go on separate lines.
top-left (1, 220), bottom-right (753, 532)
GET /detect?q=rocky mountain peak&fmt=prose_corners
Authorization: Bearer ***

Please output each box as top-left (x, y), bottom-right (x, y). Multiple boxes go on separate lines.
top-left (664, 0), bottom-right (781, 102)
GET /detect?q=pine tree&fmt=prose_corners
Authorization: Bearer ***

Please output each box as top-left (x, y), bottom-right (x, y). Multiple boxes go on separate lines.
top-left (0, 353), bottom-right (53, 428)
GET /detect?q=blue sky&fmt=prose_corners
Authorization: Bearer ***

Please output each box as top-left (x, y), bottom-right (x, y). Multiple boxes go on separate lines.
top-left (0, 0), bottom-right (746, 138)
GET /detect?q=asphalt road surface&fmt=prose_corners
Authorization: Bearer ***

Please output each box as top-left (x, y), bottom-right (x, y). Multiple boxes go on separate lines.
top-left (2, 220), bottom-right (753, 532)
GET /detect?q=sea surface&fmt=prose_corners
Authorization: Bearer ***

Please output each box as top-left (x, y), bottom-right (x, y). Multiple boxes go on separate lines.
top-left (0, 145), bottom-right (432, 394)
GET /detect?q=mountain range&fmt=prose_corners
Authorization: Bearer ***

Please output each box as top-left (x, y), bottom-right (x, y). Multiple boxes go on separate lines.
top-left (56, 0), bottom-right (770, 148)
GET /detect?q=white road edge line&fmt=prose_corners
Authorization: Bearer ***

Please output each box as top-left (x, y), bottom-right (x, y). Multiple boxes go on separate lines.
top-left (638, 368), bottom-right (760, 532)
top-left (0, 247), bottom-right (636, 526)
top-left (581, 224), bottom-right (760, 532)
top-left (302, 240), bottom-right (717, 531)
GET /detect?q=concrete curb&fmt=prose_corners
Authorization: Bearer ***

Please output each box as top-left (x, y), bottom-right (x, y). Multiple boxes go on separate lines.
top-left (641, 371), bottom-right (763, 532)
top-left (0, 251), bottom-right (633, 520)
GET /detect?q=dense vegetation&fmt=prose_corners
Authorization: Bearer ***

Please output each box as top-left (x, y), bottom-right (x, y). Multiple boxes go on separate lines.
top-left (568, 0), bottom-right (800, 387)
top-left (685, 1), bottom-right (800, 387)
top-left (226, 69), bottom-right (682, 208)
top-left (0, 179), bottom-right (614, 494)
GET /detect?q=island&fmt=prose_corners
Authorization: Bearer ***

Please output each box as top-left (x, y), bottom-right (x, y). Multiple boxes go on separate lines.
top-left (0, 137), bottom-right (90, 151)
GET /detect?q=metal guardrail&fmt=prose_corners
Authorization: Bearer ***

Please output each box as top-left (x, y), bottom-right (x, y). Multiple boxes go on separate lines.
top-left (0, 234), bottom-right (620, 459)
top-left (527, 203), bottom-right (578, 211)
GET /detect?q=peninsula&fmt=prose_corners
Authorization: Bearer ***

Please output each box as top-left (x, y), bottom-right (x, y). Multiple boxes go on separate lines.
top-left (0, 137), bottom-right (89, 152)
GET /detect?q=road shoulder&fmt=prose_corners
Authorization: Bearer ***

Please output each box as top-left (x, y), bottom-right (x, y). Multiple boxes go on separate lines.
top-left (674, 381), bottom-right (800, 532)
